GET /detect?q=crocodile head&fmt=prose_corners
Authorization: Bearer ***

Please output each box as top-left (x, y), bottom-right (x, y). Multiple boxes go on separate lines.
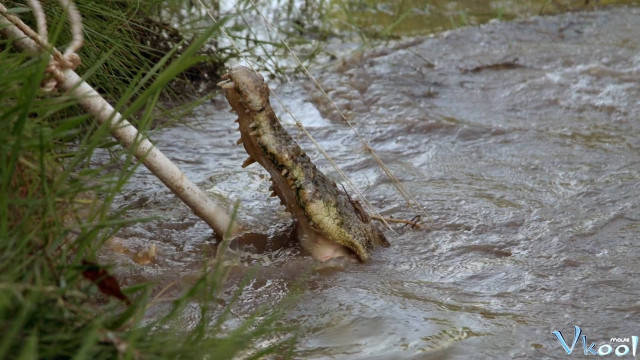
top-left (219, 65), bottom-right (389, 262)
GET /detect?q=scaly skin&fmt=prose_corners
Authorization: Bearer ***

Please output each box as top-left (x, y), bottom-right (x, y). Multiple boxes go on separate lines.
top-left (218, 65), bottom-right (389, 262)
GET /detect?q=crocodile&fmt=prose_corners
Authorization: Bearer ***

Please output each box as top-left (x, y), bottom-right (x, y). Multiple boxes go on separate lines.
top-left (218, 65), bottom-right (389, 262)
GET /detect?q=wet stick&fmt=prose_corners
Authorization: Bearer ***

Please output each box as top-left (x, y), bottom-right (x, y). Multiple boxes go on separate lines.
top-left (0, 2), bottom-right (235, 238)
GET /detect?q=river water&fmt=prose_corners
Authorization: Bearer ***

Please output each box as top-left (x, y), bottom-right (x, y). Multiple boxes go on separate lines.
top-left (104, 6), bottom-right (640, 359)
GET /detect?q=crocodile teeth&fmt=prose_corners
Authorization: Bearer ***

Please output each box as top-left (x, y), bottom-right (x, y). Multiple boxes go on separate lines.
top-left (281, 169), bottom-right (288, 176)
top-left (221, 82), bottom-right (235, 90)
top-left (221, 73), bottom-right (230, 79)
top-left (270, 191), bottom-right (277, 197)
top-left (217, 79), bottom-right (230, 87)
top-left (242, 157), bottom-right (256, 168)
top-left (249, 120), bottom-right (259, 128)
top-left (236, 138), bottom-right (243, 144)
top-left (249, 131), bottom-right (259, 136)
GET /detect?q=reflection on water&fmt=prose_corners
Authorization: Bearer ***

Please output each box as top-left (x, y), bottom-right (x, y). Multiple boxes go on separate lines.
top-left (322, 0), bottom-right (640, 36)
top-left (105, 5), bottom-right (640, 359)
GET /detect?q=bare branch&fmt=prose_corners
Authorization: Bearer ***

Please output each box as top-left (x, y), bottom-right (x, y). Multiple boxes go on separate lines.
top-left (0, 1), bottom-right (235, 239)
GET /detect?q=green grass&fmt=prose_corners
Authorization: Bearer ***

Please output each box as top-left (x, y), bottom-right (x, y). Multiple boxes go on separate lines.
top-left (0, 1), bottom-right (296, 358)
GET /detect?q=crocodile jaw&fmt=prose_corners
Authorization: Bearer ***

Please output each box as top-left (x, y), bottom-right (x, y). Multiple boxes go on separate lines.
top-left (220, 65), bottom-right (389, 262)
top-left (221, 66), bottom-right (354, 261)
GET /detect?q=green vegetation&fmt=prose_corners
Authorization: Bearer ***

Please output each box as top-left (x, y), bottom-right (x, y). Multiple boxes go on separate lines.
top-left (0, 1), bottom-right (295, 358)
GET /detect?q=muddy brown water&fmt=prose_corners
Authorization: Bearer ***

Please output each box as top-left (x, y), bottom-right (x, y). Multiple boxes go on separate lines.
top-left (102, 6), bottom-right (640, 359)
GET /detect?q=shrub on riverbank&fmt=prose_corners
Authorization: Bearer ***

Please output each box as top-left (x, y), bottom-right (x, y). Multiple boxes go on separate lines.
top-left (0, 1), bottom-right (294, 358)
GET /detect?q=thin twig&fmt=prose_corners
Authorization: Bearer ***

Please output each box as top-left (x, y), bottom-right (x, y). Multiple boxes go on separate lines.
top-left (57, 0), bottom-right (83, 56)
top-left (26, 0), bottom-right (47, 40)
top-left (370, 215), bottom-right (430, 230)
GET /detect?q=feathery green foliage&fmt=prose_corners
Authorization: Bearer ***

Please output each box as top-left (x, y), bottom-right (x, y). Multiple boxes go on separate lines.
top-left (0, 1), bottom-right (295, 358)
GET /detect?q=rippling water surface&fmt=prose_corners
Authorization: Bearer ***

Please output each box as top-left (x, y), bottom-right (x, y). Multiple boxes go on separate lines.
top-left (105, 7), bottom-right (640, 359)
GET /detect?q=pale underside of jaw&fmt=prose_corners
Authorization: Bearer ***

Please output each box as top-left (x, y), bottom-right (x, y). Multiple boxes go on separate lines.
top-left (262, 146), bottom-right (355, 262)
top-left (296, 220), bottom-right (355, 262)
top-left (225, 87), bottom-right (354, 263)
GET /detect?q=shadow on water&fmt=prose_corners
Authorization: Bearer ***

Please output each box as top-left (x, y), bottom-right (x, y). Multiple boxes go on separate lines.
top-left (103, 4), bottom-right (640, 359)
